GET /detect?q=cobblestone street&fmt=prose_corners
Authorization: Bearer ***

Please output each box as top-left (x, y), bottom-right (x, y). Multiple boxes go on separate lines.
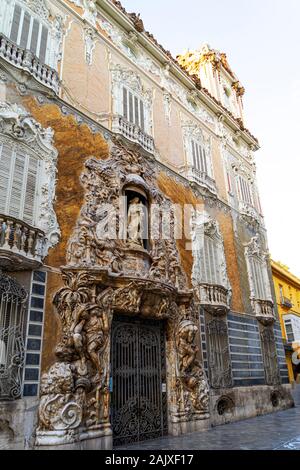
top-left (115, 386), bottom-right (300, 451)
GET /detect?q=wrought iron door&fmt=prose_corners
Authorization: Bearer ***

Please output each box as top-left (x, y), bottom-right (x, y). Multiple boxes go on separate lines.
top-left (111, 316), bottom-right (167, 446)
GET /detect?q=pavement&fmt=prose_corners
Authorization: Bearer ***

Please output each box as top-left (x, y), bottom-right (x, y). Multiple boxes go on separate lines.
top-left (115, 385), bottom-right (300, 450)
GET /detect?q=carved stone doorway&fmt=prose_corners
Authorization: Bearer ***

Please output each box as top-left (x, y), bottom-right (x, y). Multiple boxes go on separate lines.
top-left (110, 315), bottom-right (168, 446)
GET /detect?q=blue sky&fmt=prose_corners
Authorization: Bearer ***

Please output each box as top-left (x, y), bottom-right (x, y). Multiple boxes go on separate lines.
top-left (121, 0), bottom-right (300, 276)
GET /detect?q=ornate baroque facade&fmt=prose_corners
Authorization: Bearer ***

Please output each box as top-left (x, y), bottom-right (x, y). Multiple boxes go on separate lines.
top-left (0, 0), bottom-right (293, 450)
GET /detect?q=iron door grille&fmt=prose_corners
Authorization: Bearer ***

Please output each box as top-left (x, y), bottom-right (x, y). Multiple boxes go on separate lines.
top-left (111, 316), bottom-right (167, 446)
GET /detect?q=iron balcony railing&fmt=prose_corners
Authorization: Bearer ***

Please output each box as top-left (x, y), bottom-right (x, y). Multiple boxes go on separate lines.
top-left (0, 34), bottom-right (60, 94)
top-left (281, 297), bottom-right (293, 309)
top-left (112, 115), bottom-right (155, 154)
top-left (0, 272), bottom-right (27, 401)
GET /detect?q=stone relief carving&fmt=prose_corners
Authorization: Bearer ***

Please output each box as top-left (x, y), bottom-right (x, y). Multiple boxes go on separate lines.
top-left (66, 139), bottom-right (187, 289)
top-left (36, 272), bottom-right (114, 445)
top-left (0, 102), bottom-right (60, 255)
top-left (110, 63), bottom-right (153, 135)
top-left (83, 27), bottom-right (96, 65)
top-left (174, 303), bottom-right (210, 418)
top-left (36, 138), bottom-right (210, 445)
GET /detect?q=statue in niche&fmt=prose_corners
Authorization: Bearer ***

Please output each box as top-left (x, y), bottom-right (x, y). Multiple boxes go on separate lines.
top-left (127, 197), bottom-right (146, 248)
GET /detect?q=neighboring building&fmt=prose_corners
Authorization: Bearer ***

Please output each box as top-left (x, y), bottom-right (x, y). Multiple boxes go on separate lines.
top-left (0, 0), bottom-right (293, 450)
top-left (271, 260), bottom-right (300, 383)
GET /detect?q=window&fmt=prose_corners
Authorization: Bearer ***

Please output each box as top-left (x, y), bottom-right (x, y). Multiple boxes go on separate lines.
top-left (245, 235), bottom-right (272, 303)
top-left (0, 142), bottom-right (39, 225)
top-left (191, 139), bottom-right (209, 175)
top-left (9, 2), bottom-right (49, 63)
top-left (284, 320), bottom-right (295, 343)
top-left (222, 85), bottom-right (232, 110)
top-left (279, 285), bottom-right (284, 303)
top-left (201, 236), bottom-right (222, 285)
top-left (237, 175), bottom-right (253, 205)
top-left (122, 86), bottom-right (145, 131)
top-left (249, 257), bottom-right (268, 300)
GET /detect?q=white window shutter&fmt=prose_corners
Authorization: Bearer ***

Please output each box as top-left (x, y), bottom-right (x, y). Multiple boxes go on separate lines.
top-left (10, 4), bottom-right (22, 43)
top-left (9, 151), bottom-right (26, 219)
top-left (23, 156), bottom-right (38, 224)
top-left (0, 144), bottom-right (12, 213)
top-left (38, 25), bottom-right (48, 63)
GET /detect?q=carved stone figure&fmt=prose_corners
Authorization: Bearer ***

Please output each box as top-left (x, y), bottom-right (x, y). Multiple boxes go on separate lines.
top-left (127, 197), bottom-right (145, 248)
top-left (175, 314), bottom-right (210, 416)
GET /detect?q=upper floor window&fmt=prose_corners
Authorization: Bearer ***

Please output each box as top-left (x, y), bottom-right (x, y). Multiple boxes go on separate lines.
top-left (0, 142), bottom-right (39, 225)
top-left (284, 319), bottom-right (295, 343)
top-left (237, 174), bottom-right (253, 205)
top-left (191, 139), bottom-right (209, 175)
top-left (122, 86), bottom-right (145, 132)
top-left (192, 211), bottom-right (230, 290)
top-left (9, 2), bottom-right (48, 63)
top-left (245, 235), bottom-right (272, 302)
top-left (1, 0), bottom-right (63, 71)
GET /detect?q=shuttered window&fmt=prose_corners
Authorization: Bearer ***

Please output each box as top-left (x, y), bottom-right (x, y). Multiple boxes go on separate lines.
top-left (238, 175), bottom-right (253, 205)
top-left (200, 236), bottom-right (221, 285)
top-left (122, 87), bottom-right (145, 131)
top-left (191, 139), bottom-right (209, 175)
top-left (0, 142), bottom-right (39, 225)
top-left (249, 257), bottom-right (267, 300)
top-left (9, 2), bottom-right (48, 63)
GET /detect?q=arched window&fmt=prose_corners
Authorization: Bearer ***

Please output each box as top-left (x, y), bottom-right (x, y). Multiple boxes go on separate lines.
top-left (0, 272), bottom-right (27, 400)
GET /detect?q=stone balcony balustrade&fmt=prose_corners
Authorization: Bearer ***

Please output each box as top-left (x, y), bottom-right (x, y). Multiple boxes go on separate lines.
top-left (198, 283), bottom-right (231, 315)
top-left (112, 115), bottom-right (155, 154)
top-left (239, 201), bottom-right (260, 222)
top-left (0, 214), bottom-right (45, 270)
top-left (0, 34), bottom-right (60, 94)
top-left (252, 298), bottom-right (276, 325)
top-left (182, 166), bottom-right (217, 194)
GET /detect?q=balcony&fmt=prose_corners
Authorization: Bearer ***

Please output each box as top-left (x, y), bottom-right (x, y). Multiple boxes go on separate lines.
top-left (0, 214), bottom-right (45, 271)
top-left (281, 297), bottom-right (293, 309)
top-left (198, 283), bottom-right (231, 315)
top-left (0, 34), bottom-right (59, 94)
top-left (252, 299), bottom-right (276, 325)
top-left (112, 115), bottom-right (155, 154)
top-left (182, 166), bottom-right (217, 194)
top-left (239, 201), bottom-right (260, 222)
